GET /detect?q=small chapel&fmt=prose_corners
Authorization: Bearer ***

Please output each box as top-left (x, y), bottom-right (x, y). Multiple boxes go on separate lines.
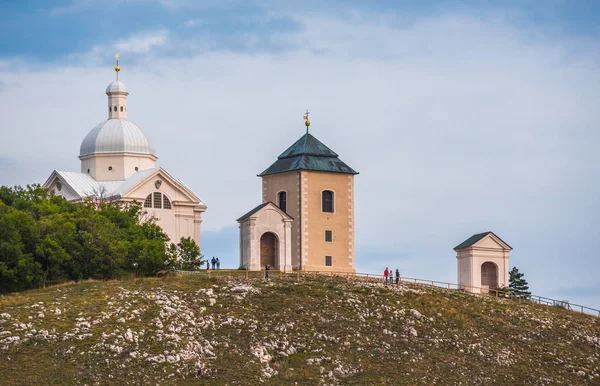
top-left (43, 55), bottom-right (207, 248)
top-left (237, 114), bottom-right (358, 273)
top-left (454, 231), bottom-right (512, 293)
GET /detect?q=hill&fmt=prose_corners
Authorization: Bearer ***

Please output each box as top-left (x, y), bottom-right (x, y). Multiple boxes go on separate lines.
top-left (0, 273), bottom-right (599, 385)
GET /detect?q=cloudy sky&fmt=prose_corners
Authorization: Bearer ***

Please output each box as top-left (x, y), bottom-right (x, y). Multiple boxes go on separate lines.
top-left (1, 0), bottom-right (599, 308)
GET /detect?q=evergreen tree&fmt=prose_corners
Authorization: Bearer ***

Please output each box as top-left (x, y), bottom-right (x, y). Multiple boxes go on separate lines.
top-left (509, 266), bottom-right (530, 296)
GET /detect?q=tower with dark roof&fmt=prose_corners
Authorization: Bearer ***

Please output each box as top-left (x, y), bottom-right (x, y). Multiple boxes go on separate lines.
top-left (238, 119), bottom-right (358, 272)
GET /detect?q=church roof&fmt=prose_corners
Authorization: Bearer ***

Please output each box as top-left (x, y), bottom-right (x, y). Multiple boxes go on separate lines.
top-left (454, 231), bottom-right (512, 250)
top-left (80, 119), bottom-right (156, 158)
top-left (258, 133), bottom-right (358, 176)
top-left (237, 201), bottom-right (293, 222)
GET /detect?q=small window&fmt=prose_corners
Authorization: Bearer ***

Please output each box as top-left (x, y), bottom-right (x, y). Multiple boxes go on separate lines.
top-left (87, 169), bottom-right (90, 173)
top-left (113, 106), bottom-right (117, 112)
top-left (135, 167), bottom-right (139, 171)
top-left (322, 190), bottom-right (334, 213)
top-left (278, 191), bottom-right (287, 213)
top-left (325, 230), bottom-right (332, 242)
top-left (163, 195), bottom-right (172, 209)
top-left (325, 256), bottom-right (332, 266)
top-left (108, 106), bottom-right (111, 112)
top-left (120, 106), bottom-right (123, 112)
top-left (153, 192), bottom-right (162, 209)
top-left (108, 166), bottom-right (113, 171)
top-left (144, 194), bottom-right (152, 208)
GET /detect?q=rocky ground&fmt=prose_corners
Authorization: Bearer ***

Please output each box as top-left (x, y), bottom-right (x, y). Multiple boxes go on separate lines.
top-left (0, 272), bottom-right (599, 385)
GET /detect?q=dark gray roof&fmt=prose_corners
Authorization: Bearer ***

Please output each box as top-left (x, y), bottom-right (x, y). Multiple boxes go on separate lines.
top-left (258, 133), bottom-right (358, 177)
top-left (454, 231), bottom-right (512, 250)
top-left (236, 202), bottom-right (293, 222)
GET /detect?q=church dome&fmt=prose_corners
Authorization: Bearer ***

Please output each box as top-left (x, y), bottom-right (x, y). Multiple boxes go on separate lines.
top-left (106, 80), bottom-right (128, 94)
top-left (79, 119), bottom-right (156, 157)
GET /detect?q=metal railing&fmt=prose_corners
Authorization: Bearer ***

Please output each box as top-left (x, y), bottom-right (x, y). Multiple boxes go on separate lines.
top-left (177, 269), bottom-right (600, 318)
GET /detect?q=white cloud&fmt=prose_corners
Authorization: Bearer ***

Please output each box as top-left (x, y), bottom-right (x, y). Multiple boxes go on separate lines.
top-left (115, 29), bottom-right (169, 54)
top-left (1, 10), bottom-right (599, 307)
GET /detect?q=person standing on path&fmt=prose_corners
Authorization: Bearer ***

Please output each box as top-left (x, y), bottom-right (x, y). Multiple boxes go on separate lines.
top-left (395, 269), bottom-right (400, 285)
top-left (216, 258), bottom-right (221, 270)
top-left (384, 267), bottom-right (389, 284)
top-left (211, 257), bottom-right (216, 270)
top-left (265, 264), bottom-right (270, 279)
top-left (206, 261), bottom-right (210, 271)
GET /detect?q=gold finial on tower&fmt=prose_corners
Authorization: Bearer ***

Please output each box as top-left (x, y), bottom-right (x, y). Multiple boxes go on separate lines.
top-left (303, 109), bottom-right (310, 133)
top-left (114, 53), bottom-right (120, 80)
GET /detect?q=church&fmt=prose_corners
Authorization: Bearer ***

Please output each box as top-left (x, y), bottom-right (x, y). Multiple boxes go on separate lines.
top-left (43, 56), bottom-right (207, 248)
top-left (237, 114), bottom-right (358, 273)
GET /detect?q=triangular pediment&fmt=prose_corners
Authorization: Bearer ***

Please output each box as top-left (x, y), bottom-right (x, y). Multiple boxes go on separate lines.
top-left (454, 231), bottom-right (512, 251)
top-left (121, 167), bottom-right (205, 206)
top-left (237, 201), bottom-right (293, 222)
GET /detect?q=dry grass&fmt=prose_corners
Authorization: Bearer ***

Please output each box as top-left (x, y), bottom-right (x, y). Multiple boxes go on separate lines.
top-left (0, 273), bottom-right (599, 385)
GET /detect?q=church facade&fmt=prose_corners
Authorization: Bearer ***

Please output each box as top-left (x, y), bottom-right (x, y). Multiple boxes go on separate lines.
top-left (238, 117), bottom-right (358, 273)
top-left (43, 65), bottom-right (206, 248)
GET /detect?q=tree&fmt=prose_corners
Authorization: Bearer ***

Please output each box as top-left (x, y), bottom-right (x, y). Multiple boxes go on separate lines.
top-left (509, 266), bottom-right (531, 297)
top-left (171, 237), bottom-right (204, 271)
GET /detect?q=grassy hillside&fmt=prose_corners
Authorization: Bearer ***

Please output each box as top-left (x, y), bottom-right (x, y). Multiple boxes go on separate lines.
top-left (0, 273), bottom-right (599, 385)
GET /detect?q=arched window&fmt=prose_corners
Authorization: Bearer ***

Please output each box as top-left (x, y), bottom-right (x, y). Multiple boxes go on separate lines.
top-left (322, 190), bottom-right (334, 213)
top-left (120, 106), bottom-right (123, 112)
top-left (113, 106), bottom-right (117, 112)
top-left (144, 192), bottom-right (172, 209)
top-left (278, 191), bottom-right (287, 213)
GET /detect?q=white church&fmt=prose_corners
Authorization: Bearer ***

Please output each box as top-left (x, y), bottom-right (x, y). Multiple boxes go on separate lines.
top-left (43, 58), bottom-right (206, 248)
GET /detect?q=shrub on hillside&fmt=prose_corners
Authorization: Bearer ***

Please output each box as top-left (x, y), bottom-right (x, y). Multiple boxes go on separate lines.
top-left (0, 184), bottom-right (197, 292)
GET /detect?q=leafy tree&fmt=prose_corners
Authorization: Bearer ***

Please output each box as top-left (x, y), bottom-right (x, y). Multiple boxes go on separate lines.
top-left (173, 237), bottom-right (203, 271)
top-left (509, 266), bottom-right (531, 297)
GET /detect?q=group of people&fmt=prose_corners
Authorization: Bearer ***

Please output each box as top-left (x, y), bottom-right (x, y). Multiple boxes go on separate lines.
top-left (383, 267), bottom-right (400, 284)
top-left (207, 257), bottom-right (221, 270)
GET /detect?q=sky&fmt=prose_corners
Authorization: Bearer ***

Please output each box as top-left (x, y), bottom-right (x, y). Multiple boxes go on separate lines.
top-left (0, 0), bottom-right (599, 309)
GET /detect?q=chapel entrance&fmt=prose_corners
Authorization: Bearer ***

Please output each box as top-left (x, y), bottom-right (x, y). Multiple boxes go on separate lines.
top-left (260, 232), bottom-right (277, 269)
top-left (481, 262), bottom-right (498, 289)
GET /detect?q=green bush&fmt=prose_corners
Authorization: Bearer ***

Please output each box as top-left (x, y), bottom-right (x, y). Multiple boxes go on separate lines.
top-left (0, 184), bottom-right (190, 292)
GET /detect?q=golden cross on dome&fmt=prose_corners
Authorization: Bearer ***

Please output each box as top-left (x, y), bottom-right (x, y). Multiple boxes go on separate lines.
top-left (114, 52), bottom-right (121, 80)
top-left (303, 109), bottom-right (311, 133)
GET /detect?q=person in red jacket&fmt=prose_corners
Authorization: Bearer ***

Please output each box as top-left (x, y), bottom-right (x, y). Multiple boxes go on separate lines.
top-left (384, 267), bottom-right (389, 284)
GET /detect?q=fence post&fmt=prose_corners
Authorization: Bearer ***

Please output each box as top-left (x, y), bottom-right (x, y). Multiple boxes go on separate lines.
top-left (447, 283), bottom-right (450, 290)
top-left (245, 271), bottom-right (248, 280)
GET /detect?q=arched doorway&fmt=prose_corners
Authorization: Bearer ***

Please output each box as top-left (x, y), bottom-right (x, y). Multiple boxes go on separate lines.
top-left (481, 262), bottom-right (498, 288)
top-left (260, 232), bottom-right (278, 269)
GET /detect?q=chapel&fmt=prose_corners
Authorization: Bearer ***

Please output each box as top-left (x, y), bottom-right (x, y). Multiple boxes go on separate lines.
top-left (237, 114), bottom-right (358, 272)
top-left (454, 231), bottom-right (512, 293)
top-left (43, 56), bottom-right (207, 248)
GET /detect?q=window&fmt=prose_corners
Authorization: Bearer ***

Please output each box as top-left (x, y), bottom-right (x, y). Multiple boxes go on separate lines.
top-left (144, 192), bottom-right (172, 209)
top-left (108, 166), bottom-right (113, 171)
top-left (325, 256), bottom-right (332, 266)
top-left (325, 230), bottom-right (332, 242)
top-left (278, 191), bottom-right (287, 213)
top-left (135, 167), bottom-right (139, 171)
top-left (108, 106), bottom-right (111, 112)
top-left (163, 195), bottom-right (172, 209)
top-left (87, 169), bottom-right (90, 173)
top-left (113, 106), bottom-right (117, 112)
top-left (153, 192), bottom-right (162, 209)
top-left (322, 190), bottom-right (334, 213)
top-left (120, 106), bottom-right (123, 112)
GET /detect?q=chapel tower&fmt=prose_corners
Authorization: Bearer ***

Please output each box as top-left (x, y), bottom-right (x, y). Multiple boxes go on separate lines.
top-left (241, 112), bottom-right (358, 272)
